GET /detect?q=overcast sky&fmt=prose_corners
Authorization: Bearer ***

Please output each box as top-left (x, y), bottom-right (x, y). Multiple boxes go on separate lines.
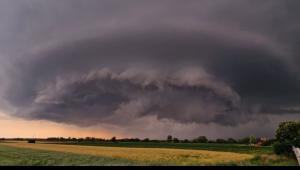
top-left (0, 0), bottom-right (299, 139)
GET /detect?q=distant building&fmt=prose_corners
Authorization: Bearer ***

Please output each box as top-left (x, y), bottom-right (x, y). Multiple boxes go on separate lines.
top-left (257, 137), bottom-right (268, 145)
top-left (252, 137), bottom-right (268, 147)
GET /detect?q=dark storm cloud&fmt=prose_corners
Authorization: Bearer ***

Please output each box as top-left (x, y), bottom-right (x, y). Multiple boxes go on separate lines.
top-left (0, 0), bottom-right (299, 137)
top-left (20, 67), bottom-right (244, 126)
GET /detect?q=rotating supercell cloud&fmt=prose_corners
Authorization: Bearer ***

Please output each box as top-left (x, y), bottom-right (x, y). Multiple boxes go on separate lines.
top-left (0, 0), bottom-right (299, 138)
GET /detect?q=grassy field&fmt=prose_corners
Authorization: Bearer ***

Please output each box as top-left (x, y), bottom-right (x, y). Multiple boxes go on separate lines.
top-left (0, 141), bottom-right (297, 166)
top-left (51, 141), bottom-right (274, 154)
top-left (0, 144), bottom-right (139, 166)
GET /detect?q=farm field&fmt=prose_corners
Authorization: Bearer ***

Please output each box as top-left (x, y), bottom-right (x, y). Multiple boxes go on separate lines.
top-left (0, 141), bottom-right (297, 166)
top-left (0, 144), bottom-right (138, 166)
top-left (51, 141), bottom-right (274, 154)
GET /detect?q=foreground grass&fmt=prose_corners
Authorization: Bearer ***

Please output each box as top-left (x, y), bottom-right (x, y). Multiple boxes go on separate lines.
top-left (247, 154), bottom-right (298, 166)
top-left (0, 145), bottom-right (139, 166)
top-left (0, 142), bottom-right (297, 166)
top-left (0, 142), bottom-right (253, 166)
top-left (54, 142), bottom-right (298, 166)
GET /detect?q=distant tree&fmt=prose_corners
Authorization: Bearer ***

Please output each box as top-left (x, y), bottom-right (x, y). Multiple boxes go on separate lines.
top-left (227, 138), bottom-right (237, 144)
top-left (28, 139), bottom-right (36, 144)
top-left (150, 140), bottom-right (160, 143)
top-left (249, 136), bottom-right (257, 146)
top-left (46, 138), bottom-right (56, 141)
top-left (183, 139), bottom-right (189, 143)
top-left (132, 138), bottom-right (141, 142)
top-left (238, 137), bottom-right (250, 144)
top-left (111, 137), bottom-right (117, 143)
top-left (121, 138), bottom-right (126, 142)
top-left (173, 138), bottom-right (180, 143)
top-left (85, 137), bottom-right (95, 141)
top-left (261, 139), bottom-right (276, 146)
top-left (216, 139), bottom-right (227, 144)
top-left (167, 135), bottom-right (173, 143)
top-left (143, 138), bottom-right (150, 142)
top-left (97, 138), bottom-right (105, 142)
top-left (193, 136), bottom-right (208, 143)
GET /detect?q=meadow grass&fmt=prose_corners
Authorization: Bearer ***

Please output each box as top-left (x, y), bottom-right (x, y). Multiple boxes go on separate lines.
top-left (0, 142), bottom-right (297, 166)
top-left (0, 145), bottom-right (139, 166)
top-left (0, 142), bottom-right (253, 166)
top-left (50, 141), bottom-right (274, 154)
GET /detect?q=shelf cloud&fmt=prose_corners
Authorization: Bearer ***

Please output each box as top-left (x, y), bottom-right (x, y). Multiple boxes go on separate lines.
top-left (0, 0), bottom-right (299, 138)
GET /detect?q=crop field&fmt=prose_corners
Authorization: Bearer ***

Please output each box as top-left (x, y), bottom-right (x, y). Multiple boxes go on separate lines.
top-left (0, 141), bottom-right (297, 166)
top-left (0, 144), bottom-right (138, 166)
top-left (52, 141), bottom-right (274, 154)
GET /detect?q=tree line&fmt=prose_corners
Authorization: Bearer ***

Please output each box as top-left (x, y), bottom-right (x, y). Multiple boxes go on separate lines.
top-left (0, 136), bottom-right (273, 145)
top-left (32, 136), bottom-right (274, 146)
top-left (1, 121), bottom-right (298, 156)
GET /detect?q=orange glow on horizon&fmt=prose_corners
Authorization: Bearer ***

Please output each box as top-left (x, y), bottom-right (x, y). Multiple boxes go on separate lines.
top-left (0, 112), bottom-right (116, 139)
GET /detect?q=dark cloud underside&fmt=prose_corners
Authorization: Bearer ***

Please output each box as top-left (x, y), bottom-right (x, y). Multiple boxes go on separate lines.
top-left (0, 0), bottom-right (299, 138)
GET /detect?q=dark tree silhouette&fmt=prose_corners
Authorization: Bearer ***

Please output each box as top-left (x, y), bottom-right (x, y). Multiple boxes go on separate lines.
top-left (167, 135), bottom-right (173, 143)
top-left (111, 137), bottom-right (117, 143)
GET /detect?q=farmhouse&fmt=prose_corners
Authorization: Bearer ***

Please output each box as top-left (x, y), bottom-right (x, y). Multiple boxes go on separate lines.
top-left (257, 137), bottom-right (268, 146)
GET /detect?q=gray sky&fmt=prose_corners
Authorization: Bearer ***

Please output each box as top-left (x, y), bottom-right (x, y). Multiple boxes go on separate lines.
top-left (0, 0), bottom-right (299, 139)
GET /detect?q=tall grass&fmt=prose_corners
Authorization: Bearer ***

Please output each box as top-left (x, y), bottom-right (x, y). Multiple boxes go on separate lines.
top-left (49, 141), bottom-right (274, 154)
top-left (0, 143), bottom-right (253, 166)
top-left (0, 145), bottom-right (139, 166)
top-left (0, 142), bottom-right (297, 166)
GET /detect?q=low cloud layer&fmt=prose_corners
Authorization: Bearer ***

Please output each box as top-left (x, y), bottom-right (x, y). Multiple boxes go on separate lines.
top-left (28, 67), bottom-right (245, 126)
top-left (0, 0), bottom-right (299, 138)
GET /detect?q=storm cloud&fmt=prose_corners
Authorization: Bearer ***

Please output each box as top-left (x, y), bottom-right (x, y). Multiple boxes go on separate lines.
top-left (0, 0), bottom-right (299, 138)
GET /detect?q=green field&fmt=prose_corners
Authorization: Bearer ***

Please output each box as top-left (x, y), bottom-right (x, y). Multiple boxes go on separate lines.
top-left (0, 141), bottom-right (297, 166)
top-left (51, 141), bottom-right (274, 154)
top-left (0, 145), bottom-right (139, 166)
